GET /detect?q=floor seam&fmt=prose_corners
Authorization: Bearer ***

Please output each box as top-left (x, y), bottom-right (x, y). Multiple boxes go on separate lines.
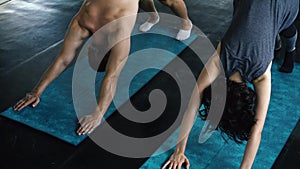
top-left (0, 0), bottom-right (12, 6)
top-left (3, 39), bottom-right (63, 75)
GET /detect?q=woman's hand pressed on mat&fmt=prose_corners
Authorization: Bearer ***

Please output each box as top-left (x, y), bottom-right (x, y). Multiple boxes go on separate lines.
top-left (13, 92), bottom-right (40, 111)
top-left (162, 152), bottom-right (190, 169)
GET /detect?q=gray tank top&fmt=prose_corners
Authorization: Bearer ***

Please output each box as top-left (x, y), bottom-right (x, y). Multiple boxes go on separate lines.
top-left (220, 0), bottom-right (298, 82)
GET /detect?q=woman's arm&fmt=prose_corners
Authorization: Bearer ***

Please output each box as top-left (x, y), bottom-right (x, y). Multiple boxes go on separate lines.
top-left (240, 63), bottom-right (272, 169)
top-left (14, 18), bottom-right (90, 111)
top-left (162, 43), bottom-right (222, 169)
top-left (161, 86), bottom-right (202, 169)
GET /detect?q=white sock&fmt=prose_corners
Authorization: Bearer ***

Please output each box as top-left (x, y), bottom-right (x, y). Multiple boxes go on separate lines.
top-left (176, 21), bottom-right (193, 41)
top-left (139, 17), bottom-right (160, 32)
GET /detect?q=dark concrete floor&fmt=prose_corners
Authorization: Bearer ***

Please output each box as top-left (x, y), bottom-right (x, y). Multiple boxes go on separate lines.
top-left (273, 120), bottom-right (300, 169)
top-left (0, 0), bottom-right (299, 168)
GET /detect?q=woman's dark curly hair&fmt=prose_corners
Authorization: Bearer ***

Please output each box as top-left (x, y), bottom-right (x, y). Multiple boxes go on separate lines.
top-left (199, 80), bottom-right (257, 144)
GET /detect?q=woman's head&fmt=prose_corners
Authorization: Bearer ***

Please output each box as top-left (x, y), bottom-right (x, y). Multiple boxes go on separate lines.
top-left (200, 80), bottom-right (257, 144)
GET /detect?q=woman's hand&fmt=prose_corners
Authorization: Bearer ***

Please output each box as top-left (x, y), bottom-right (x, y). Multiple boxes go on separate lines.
top-left (162, 152), bottom-right (190, 169)
top-left (13, 92), bottom-right (40, 111)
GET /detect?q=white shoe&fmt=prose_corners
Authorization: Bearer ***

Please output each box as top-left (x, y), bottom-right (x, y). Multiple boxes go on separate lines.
top-left (139, 17), bottom-right (160, 32)
top-left (176, 21), bottom-right (193, 41)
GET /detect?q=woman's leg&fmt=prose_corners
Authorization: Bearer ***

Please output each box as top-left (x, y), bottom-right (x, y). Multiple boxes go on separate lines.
top-left (279, 24), bottom-right (298, 73)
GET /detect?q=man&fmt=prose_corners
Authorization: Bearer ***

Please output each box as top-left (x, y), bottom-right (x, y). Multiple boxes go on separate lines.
top-left (139, 0), bottom-right (192, 40)
top-left (13, 0), bottom-right (139, 136)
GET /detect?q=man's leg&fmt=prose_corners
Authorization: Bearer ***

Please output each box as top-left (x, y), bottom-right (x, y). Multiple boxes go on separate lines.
top-left (279, 24), bottom-right (298, 73)
top-left (88, 34), bottom-right (111, 72)
top-left (158, 0), bottom-right (192, 40)
top-left (139, 0), bottom-right (160, 32)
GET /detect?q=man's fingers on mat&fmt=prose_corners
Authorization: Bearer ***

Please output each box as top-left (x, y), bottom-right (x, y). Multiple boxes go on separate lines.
top-left (14, 98), bottom-right (28, 109)
top-left (86, 125), bottom-right (94, 134)
top-left (77, 124), bottom-right (85, 135)
top-left (177, 162), bottom-right (183, 169)
top-left (78, 117), bottom-right (85, 124)
top-left (15, 98), bottom-right (33, 111)
top-left (77, 119), bottom-right (88, 135)
top-left (19, 97), bottom-right (36, 110)
top-left (81, 123), bottom-right (91, 135)
top-left (86, 124), bottom-right (95, 134)
top-left (172, 163), bottom-right (178, 169)
top-left (14, 94), bottom-right (40, 111)
top-left (77, 127), bottom-right (83, 135)
top-left (168, 162), bottom-right (174, 169)
top-left (185, 159), bottom-right (190, 169)
top-left (88, 127), bottom-right (96, 134)
top-left (162, 160), bottom-right (170, 169)
top-left (81, 122), bottom-right (89, 132)
top-left (77, 122), bottom-right (91, 135)
top-left (32, 97), bottom-right (40, 107)
top-left (14, 99), bottom-right (25, 109)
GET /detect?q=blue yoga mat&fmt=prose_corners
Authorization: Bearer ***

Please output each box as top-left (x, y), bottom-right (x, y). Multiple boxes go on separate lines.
top-left (1, 24), bottom-right (198, 146)
top-left (140, 61), bottom-right (300, 168)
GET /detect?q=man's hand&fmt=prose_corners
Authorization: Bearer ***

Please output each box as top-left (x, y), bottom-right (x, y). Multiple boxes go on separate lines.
top-left (77, 113), bottom-right (103, 135)
top-left (162, 152), bottom-right (190, 169)
top-left (13, 92), bottom-right (40, 111)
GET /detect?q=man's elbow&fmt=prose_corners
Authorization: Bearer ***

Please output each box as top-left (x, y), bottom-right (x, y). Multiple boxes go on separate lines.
top-left (62, 59), bottom-right (73, 68)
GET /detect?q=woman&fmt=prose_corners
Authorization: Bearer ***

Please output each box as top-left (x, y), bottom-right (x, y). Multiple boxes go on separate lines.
top-left (162, 0), bottom-right (299, 168)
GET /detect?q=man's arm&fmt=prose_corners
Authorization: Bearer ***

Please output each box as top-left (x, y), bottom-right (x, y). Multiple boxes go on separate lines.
top-left (77, 37), bottom-right (131, 135)
top-left (14, 17), bottom-right (90, 111)
top-left (14, 18), bottom-right (91, 111)
top-left (240, 63), bottom-right (272, 169)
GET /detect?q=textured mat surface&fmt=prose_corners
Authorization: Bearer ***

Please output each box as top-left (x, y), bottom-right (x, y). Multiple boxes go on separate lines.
top-left (1, 24), bottom-right (198, 145)
top-left (140, 60), bottom-right (300, 168)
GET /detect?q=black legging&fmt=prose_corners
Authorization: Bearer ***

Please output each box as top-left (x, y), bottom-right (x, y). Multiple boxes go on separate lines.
top-left (280, 24), bottom-right (297, 38)
top-left (276, 24), bottom-right (298, 52)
